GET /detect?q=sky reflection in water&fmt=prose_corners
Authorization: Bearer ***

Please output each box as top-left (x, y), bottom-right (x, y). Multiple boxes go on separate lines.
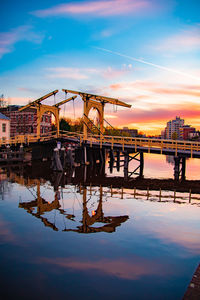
top-left (0, 154), bottom-right (200, 299)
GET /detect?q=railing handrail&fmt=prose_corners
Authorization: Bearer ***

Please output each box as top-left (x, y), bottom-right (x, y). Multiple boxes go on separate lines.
top-left (1, 131), bottom-right (200, 159)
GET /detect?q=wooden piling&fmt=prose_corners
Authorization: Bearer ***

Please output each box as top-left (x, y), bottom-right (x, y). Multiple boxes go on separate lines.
top-left (159, 188), bottom-right (162, 201)
top-left (121, 187), bottom-right (124, 199)
top-left (189, 189), bottom-right (192, 203)
top-left (174, 190), bottom-right (176, 202)
top-left (116, 150), bottom-right (120, 172)
top-left (147, 187), bottom-right (149, 200)
top-left (124, 152), bottom-right (129, 181)
top-left (140, 152), bottom-right (144, 177)
top-left (134, 187), bottom-right (136, 198)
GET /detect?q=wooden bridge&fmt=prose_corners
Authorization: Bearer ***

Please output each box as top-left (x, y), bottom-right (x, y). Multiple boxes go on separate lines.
top-left (1, 89), bottom-right (200, 180)
top-left (1, 88), bottom-right (200, 159)
top-left (1, 129), bottom-right (200, 158)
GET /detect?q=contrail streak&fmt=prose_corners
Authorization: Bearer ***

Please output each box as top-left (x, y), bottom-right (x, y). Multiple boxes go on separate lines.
top-left (94, 46), bottom-right (200, 82)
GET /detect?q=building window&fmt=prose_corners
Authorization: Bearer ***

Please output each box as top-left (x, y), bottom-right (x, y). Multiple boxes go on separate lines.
top-left (2, 123), bottom-right (6, 133)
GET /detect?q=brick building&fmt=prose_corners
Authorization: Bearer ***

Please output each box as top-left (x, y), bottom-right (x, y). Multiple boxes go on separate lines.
top-left (180, 125), bottom-right (196, 140)
top-left (163, 117), bottom-right (197, 140)
top-left (0, 105), bottom-right (52, 137)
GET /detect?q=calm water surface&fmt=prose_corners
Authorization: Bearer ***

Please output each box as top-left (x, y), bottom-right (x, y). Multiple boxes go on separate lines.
top-left (0, 153), bottom-right (200, 300)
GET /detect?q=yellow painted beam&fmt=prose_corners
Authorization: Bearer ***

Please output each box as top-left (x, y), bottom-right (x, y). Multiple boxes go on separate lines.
top-left (53, 95), bottom-right (77, 107)
top-left (19, 90), bottom-right (59, 112)
top-left (62, 89), bottom-right (131, 108)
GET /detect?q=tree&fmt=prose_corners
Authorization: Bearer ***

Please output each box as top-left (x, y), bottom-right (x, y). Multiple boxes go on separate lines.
top-left (60, 118), bottom-right (70, 131)
top-left (172, 132), bottom-right (178, 140)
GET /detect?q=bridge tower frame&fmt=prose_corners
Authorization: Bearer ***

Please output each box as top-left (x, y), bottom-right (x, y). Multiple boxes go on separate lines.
top-left (62, 89), bottom-right (131, 140)
top-left (19, 90), bottom-right (77, 138)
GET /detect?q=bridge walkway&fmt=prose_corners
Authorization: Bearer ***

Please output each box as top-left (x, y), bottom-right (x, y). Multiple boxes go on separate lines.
top-left (1, 130), bottom-right (200, 158)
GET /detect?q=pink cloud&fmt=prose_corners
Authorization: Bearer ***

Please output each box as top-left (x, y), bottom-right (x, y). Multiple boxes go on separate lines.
top-left (46, 66), bottom-right (130, 80)
top-left (155, 26), bottom-right (200, 53)
top-left (107, 105), bottom-right (200, 124)
top-left (0, 217), bottom-right (17, 244)
top-left (110, 80), bottom-right (159, 91)
top-left (141, 221), bottom-right (200, 254)
top-left (38, 256), bottom-right (171, 279)
top-left (109, 80), bottom-right (200, 98)
top-left (46, 67), bottom-right (89, 80)
top-left (103, 65), bottom-right (131, 79)
top-left (0, 25), bottom-right (44, 59)
top-left (5, 97), bottom-right (32, 106)
top-left (32, 0), bottom-right (152, 17)
top-left (149, 87), bottom-right (200, 98)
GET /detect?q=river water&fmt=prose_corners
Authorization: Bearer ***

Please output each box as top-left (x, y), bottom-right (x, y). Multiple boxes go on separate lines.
top-left (0, 153), bottom-right (200, 299)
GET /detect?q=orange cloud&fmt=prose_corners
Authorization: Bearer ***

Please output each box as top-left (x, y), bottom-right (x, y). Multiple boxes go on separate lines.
top-left (104, 104), bottom-right (200, 135)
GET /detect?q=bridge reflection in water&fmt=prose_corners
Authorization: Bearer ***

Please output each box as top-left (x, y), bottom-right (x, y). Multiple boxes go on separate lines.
top-left (18, 179), bottom-right (129, 233)
top-left (1, 160), bottom-right (200, 300)
top-left (2, 160), bottom-right (199, 233)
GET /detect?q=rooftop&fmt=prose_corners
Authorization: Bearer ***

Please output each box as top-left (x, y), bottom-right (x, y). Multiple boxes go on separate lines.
top-left (0, 112), bottom-right (10, 120)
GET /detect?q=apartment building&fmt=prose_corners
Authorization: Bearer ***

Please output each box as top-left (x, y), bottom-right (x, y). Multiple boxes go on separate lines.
top-left (165, 116), bottom-right (184, 139)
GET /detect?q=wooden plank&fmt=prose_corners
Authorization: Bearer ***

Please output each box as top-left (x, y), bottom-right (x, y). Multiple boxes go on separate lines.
top-left (183, 264), bottom-right (200, 299)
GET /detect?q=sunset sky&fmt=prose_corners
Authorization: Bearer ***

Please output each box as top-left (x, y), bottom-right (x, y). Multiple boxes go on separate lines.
top-left (1, 0), bottom-right (200, 134)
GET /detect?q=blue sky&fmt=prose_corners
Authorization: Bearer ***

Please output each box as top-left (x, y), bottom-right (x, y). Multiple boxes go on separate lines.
top-left (1, 0), bottom-right (200, 134)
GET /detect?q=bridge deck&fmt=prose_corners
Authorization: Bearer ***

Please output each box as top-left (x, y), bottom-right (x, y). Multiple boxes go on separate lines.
top-left (1, 131), bottom-right (200, 158)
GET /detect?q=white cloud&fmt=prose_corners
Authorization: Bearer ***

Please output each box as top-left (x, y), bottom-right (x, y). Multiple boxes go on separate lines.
top-left (0, 25), bottom-right (44, 59)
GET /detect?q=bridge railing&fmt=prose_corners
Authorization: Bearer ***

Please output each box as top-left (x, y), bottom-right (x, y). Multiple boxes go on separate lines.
top-left (0, 131), bottom-right (59, 146)
top-left (84, 134), bottom-right (200, 157)
top-left (1, 131), bottom-right (200, 158)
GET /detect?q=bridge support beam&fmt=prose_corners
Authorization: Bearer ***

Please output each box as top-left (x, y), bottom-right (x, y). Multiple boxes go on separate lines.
top-left (116, 150), bottom-right (120, 172)
top-left (124, 151), bottom-right (144, 181)
top-left (181, 157), bottom-right (186, 181)
top-left (124, 152), bottom-right (129, 180)
top-left (173, 156), bottom-right (186, 181)
top-left (174, 156), bottom-right (180, 181)
top-left (140, 152), bottom-right (144, 177)
top-left (109, 149), bottom-right (115, 173)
